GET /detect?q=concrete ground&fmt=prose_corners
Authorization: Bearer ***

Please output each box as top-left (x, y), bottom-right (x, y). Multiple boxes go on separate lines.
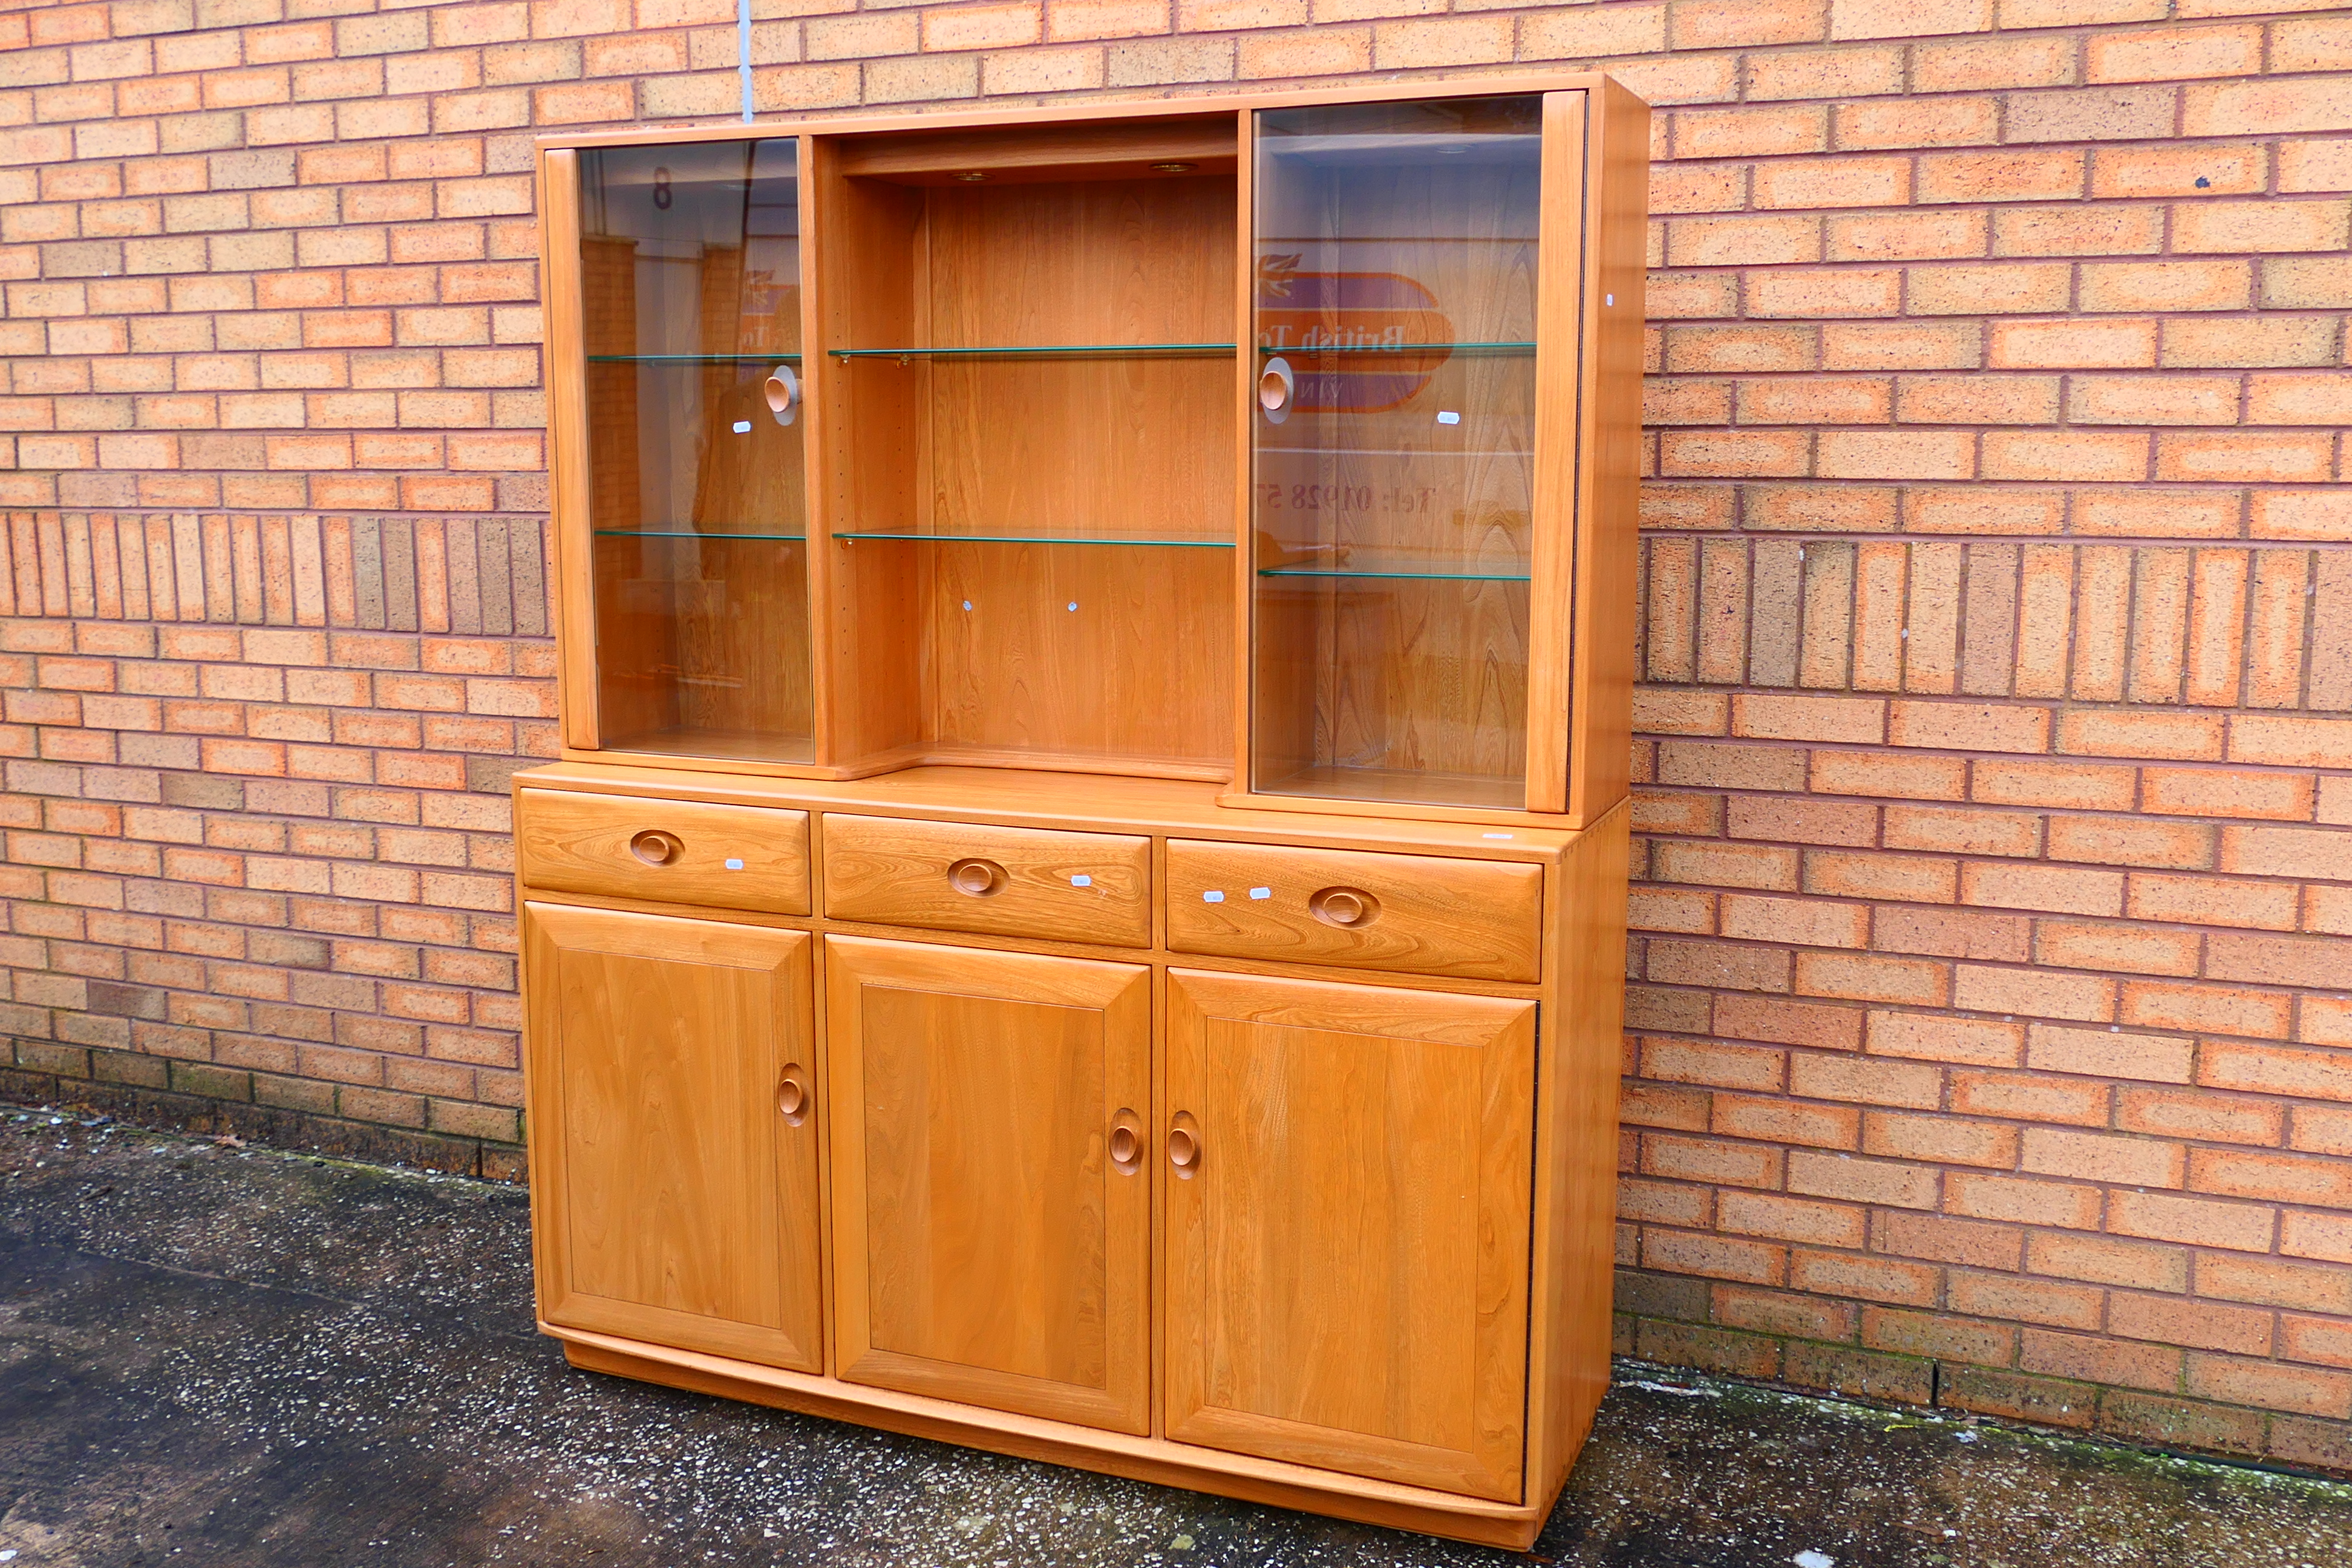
top-left (2, 1110), bottom-right (2350, 1568)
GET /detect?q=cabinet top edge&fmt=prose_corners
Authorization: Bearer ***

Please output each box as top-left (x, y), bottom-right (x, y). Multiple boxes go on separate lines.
top-left (514, 763), bottom-right (1587, 861)
top-left (531, 72), bottom-right (1641, 155)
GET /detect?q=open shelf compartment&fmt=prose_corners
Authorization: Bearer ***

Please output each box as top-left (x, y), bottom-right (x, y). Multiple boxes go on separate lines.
top-left (813, 117), bottom-right (1241, 779)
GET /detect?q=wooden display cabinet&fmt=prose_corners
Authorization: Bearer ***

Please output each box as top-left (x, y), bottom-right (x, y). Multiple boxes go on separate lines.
top-left (522, 74), bottom-right (1646, 1549)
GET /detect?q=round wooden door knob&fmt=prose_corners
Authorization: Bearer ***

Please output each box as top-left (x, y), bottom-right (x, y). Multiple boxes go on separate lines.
top-left (1259, 357), bottom-right (1294, 422)
top-left (1108, 1118), bottom-right (1142, 1174)
top-left (948, 857), bottom-right (1006, 897)
top-left (630, 829), bottom-right (682, 866)
top-left (1308, 886), bottom-right (1379, 928)
top-left (777, 1067), bottom-right (810, 1126)
top-left (1167, 1126), bottom-right (1199, 1170)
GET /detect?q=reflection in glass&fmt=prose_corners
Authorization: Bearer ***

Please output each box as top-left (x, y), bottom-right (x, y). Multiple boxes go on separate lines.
top-left (579, 139), bottom-right (812, 762)
top-left (1250, 97), bottom-right (1543, 809)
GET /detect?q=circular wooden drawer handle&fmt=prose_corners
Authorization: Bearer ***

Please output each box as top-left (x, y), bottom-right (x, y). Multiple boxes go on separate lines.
top-left (947, 857), bottom-right (1007, 898)
top-left (1308, 886), bottom-right (1379, 929)
top-left (630, 829), bottom-right (682, 866)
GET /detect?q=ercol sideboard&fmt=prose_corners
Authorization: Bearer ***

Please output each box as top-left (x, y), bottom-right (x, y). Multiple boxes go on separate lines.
top-left (517, 76), bottom-right (1647, 1548)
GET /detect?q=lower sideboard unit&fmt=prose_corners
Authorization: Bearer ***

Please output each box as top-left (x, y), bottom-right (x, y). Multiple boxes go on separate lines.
top-left (518, 763), bottom-right (1629, 1549)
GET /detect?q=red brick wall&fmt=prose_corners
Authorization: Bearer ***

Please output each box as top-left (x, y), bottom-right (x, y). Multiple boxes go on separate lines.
top-left (4, 0), bottom-right (2351, 1471)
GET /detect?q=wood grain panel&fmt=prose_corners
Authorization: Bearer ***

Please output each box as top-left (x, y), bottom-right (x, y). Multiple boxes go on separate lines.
top-left (1523, 90), bottom-right (1589, 815)
top-left (821, 813), bottom-right (1149, 946)
top-left (1529, 799), bottom-right (1631, 1513)
top-left (525, 903), bottom-right (821, 1371)
top-left (1163, 969), bottom-right (1535, 1500)
top-left (1561, 80), bottom-right (1649, 828)
top-left (1164, 838), bottom-right (1542, 981)
top-left (913, 175), bottom-right (1236, 771)
top-left (923, 541), bottom-right (1232, 769)
top-left (520, 761), bottom-right (1579, 860)
top-left (811, 141), bottom-right (924, 767)
top-left (518, 788), bottom-right (811, 915)
top-left (834, 116), bottom-right (1236, 183)
top-left (826, 937), bottom-right (1151, 1432)
top-left (541, 148), bottom-right (599, 750)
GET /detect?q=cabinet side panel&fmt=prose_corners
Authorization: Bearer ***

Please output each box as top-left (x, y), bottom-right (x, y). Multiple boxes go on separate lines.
top-left (1564, 83), bottom-right (1648, 826)
top-left (1536, 799), bottom-right (1630, 1506)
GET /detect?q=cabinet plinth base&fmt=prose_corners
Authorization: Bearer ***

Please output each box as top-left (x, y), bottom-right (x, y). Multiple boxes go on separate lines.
top-left (552, 1328), bottom-right (1556, 1550)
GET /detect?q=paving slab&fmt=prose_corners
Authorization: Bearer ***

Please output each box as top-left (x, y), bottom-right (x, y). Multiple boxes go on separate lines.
top-left (2, 1108), bottom-right (2350, 1568)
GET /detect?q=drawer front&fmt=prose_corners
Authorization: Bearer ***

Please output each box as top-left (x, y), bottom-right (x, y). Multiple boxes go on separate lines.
top-left (823, 815), bottom-right (1151, 947)
top-left (1165, 840), bottom-right (1542, 982)
top-left (517, 790), bottom-right (811, 915)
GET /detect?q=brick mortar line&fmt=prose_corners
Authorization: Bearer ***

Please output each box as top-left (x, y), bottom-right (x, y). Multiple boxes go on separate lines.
top-left (1624, 956), bottom-right (2345, 1006)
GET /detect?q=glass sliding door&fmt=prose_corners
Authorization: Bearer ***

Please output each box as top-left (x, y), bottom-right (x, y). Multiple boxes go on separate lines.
top-left (578, 138), bottom-right (814, 762)
top-left (1249, 97), bottom-right (1543, 811)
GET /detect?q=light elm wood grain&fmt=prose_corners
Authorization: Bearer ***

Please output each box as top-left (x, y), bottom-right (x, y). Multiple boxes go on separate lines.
top-left (519, 789), bottom-right (811, 915)
top-left (526, 904), bottom-right (822, 1373)
top-left (1164, 838), bottom-right (1543, 981)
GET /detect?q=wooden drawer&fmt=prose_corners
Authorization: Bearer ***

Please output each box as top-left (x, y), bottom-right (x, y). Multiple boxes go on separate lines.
top-left (1164, 840), bottom-right (1542, 982)
top-left (822, 815), bottom-right (1151, 947)
top-left (517, 789), bottom-right (811, 915)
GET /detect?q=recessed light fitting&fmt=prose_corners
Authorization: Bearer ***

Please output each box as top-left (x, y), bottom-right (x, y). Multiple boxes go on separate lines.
top-left (952, 170), bottom-right (988, 182)
top-left (1151, 162), bottom-right (1196, 173)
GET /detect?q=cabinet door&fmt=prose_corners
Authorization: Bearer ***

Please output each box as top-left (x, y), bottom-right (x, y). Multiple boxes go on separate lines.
top-left (826, 936), bottom-right (1151, 1433)
top-left (524, 903), bottom-right (822, 1372)
top-left (1165, 969), bottom-right (1536, 1500)
top-left (1246, 91), bottom-right (1594, 815)
top-left (557, 137), bottom-right (815, 763)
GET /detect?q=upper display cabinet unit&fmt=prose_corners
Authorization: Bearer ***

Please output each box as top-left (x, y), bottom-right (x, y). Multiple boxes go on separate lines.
top-left (540, 78), bottom-right (1647, 828)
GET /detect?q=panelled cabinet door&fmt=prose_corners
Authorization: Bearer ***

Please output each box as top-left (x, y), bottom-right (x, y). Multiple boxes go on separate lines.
top-left (1163, 969), bottom-right (1537, 1501)
top-left (524, 903), bottom-right (822, 1372)
top-left (825, 936), bottom-right (1152, 1433)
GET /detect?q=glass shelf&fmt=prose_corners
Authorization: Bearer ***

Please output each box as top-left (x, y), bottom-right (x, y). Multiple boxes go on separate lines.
top-left (1255, 341), bottom-right (1534, 354)
top-left (595, 529), bottom-right (807, 541)
top-left (1258, 567), bottom-right (1530, 582)
top-left (837, 532), bottom-right (1233, 548)
top-left (831, 343), bottom-right (1237, 361)
top-left (586, 354), bottom-right (803, 364)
